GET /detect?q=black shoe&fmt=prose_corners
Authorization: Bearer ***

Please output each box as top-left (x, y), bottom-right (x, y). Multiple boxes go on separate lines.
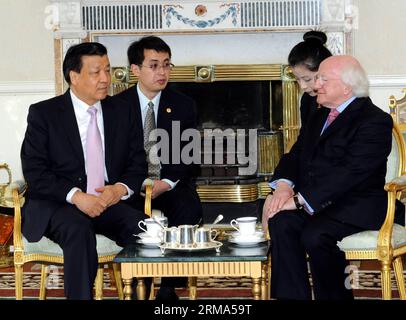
top-left (155, 286), bottom-right (179, 303)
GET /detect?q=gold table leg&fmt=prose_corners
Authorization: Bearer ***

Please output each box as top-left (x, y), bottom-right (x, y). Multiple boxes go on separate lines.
top-left (123, 278), bottom-right (132, 300)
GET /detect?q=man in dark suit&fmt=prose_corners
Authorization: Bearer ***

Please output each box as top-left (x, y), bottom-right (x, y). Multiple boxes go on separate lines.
top-left (262, 55), bottom-right (404, 300)
top-left (113, 36), bottom-right (202, 301)
top-left (21, 42), bottom-right (147, 299)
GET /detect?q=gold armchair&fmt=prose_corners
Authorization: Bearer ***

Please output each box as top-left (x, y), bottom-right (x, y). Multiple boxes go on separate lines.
top-left (11, 176), bottom-right (124, 300)
top-left (337, 122), bottom-right (406, 300)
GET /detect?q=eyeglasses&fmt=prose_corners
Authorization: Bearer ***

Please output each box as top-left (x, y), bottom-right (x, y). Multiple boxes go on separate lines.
top-left (139, 62), bottom-right (174, 72)
top-left (314, 74), bottom-right (341, 85)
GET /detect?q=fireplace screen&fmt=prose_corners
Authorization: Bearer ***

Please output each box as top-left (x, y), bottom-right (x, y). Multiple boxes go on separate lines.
top-left (168, 81), bottom-right (271, 131)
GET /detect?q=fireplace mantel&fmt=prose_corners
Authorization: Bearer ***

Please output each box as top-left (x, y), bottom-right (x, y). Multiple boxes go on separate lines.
top-left (49, 0), bottom-right (356, 94)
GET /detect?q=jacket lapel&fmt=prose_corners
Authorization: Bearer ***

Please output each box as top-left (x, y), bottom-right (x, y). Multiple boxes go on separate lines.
top-left (303, 107), bottom-right (329, 155)
top-left (101, 98), bottom-right (116, 175)
top-left (59, 90), bottom-right (85, 167)
top-left (157, 89), bottom-right (171, 128)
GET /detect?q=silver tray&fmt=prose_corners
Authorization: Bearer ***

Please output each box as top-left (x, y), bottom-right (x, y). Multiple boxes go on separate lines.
top-left (159, 241), bottom-right (222, 253)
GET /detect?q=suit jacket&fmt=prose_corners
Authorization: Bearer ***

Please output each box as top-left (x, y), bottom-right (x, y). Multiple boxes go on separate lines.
top-left (272, 97), bottom-right (395, 230)
top-left (21, 90), bottom-right (147, 241)
top-left (299, 93), bottom-right (318, 135)
top-left (114, 86), bottom-right (199, 184)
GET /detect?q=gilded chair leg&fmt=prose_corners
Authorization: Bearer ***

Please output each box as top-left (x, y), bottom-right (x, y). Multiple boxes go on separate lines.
top-left (112, 263), bottom-right (123, 300)
top-left (136, 278), bottom-right (146, 300)
top-left (267, 258), bottom-right (272, 299)
top-left (188, 277), bottom-right (197, 300)
top-left (393, 256), bottom-right (406, 300)
top-left (252, 277), bottom-right (261, 300)
top-left (39, 264), bottom-right (48, 300)
top-left (380, 260), bottom-right (392, 300)
top-left (94, 265), bottom-right (104, 300)
top-left (14, 264), bottom-right (23, 300)
top-left (261, 262), bottom-right (268, 300)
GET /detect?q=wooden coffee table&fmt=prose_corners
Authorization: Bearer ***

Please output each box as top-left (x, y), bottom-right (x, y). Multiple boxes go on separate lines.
top-left (114, 241), bottom-right (270, 300)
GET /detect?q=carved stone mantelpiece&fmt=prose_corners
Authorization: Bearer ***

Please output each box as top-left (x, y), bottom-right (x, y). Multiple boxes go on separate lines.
top-left (50, 0), bottom-right (355, 92)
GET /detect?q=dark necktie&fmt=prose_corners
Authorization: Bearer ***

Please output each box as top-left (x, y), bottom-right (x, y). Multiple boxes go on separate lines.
top-left (86, 107), bottom-right (104, 195)
top-left (144, 101), bottom-right (160, 179)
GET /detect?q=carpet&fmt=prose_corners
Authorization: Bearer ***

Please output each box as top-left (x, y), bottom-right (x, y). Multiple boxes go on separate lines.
top-left (0, 260), bottom-right (404, 300)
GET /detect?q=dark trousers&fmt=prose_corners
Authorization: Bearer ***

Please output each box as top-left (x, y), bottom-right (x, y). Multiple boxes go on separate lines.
top-left (132, 183), bottom-right (203, 289)
top-left (44, 202), bottom-right (146, 299)
top-left (268, 210), bottom-right (363, 300)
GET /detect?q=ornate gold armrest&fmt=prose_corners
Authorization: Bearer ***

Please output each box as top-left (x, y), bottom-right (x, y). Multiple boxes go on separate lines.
top-left (377, 175), bottom-right (406, 260)
top-left (384, 174), bottom-right (406, 193)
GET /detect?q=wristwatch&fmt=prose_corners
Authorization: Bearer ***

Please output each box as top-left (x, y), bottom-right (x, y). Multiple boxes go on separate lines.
top-left (293, 194), bottom-right (304, 210)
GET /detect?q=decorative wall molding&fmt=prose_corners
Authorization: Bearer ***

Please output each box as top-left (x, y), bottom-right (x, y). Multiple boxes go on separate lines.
top-left (72, 0), bottom-right (325, 33)
top-left (368, 75), bottom-right (406, 88)
top-left (0, 81), bottom-right (55, 96)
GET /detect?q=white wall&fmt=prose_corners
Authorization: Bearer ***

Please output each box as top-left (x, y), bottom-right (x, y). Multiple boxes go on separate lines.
top-left (0, 0), bottom-right (55, 82)
top-left (353, 0), bottom-right (406, 75)
top-left (0, 82), bottom-right (54, 180)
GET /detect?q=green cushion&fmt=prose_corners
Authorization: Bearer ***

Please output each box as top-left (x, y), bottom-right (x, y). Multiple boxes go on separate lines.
top-left (337, 224), bottom-right (406, 251)
top-left (23, 234), bottom-right (122, 257)
top-left (386, 136), bottom-right (400, 182)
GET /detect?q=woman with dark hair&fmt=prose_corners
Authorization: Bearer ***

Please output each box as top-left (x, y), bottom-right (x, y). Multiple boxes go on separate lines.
top-left (288, 31), bottom-right (332, 130)
top-left (262, 32), bottom-right (332, 231)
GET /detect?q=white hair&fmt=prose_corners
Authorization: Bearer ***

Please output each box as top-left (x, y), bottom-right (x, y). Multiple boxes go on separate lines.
top-left (341, 64), bottom-right (369, 97)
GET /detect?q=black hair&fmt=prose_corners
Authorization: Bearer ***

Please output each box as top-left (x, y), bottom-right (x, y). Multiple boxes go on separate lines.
top-left (127, 36), bottom-right (171, 66)
top-left (63, 42), bottom-right (107, 84)
top-left (288, 31), bottom-right (332, 72)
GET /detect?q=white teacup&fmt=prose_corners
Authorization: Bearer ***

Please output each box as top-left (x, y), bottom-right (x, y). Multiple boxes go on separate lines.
top-left (138, 218), bottom-right (162, 238)
top-left (230, 217), bottom-right (257, 236)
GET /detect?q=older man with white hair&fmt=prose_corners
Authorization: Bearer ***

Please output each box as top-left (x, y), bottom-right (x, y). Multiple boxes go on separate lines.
top-left (262, 55), bottom-right (405, 300)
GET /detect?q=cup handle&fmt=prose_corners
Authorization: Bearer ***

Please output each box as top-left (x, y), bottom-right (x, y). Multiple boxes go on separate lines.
top-left (211, 229), bottom-right (218, 239)
top-left (138, 221), bottom-right (148, 233)
top-left (230, 219), bottom-right (239, 232)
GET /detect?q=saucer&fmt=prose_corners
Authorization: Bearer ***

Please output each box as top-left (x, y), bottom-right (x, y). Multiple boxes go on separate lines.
top-left (135, 232), bottom-right (161, 239)
top-left (136, 238), bottom-right (162, 247)
top-left (134, 232), bottom-right (162, 247)
top-left (228, 237), bottom-right (267, 246)
top-left (229, 231), bottom-right (265, 241)
top-left (228, 231), bottom-right (266, 246)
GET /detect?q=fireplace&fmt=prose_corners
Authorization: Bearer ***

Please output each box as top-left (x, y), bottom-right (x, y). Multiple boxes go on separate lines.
top-left (111, 63), bottom-right (300, 221)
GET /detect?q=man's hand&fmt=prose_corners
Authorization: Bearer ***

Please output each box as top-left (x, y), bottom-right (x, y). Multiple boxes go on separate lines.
top-left (268, 181), bottom-right (295, 213)
top-left (96, 184), bottom-right (127, 207)
top-left (151, 180), bottom-right (171, 199)
top-left (262, 181), bottom-right (295, 231)
top-left (71, 191), bottom-right (108, 218)
top-left (280, 196), bottom-right (297, 211)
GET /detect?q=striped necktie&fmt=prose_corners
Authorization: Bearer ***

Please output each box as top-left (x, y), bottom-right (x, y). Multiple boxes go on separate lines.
top-left (144, 101), bottom-right (160, 179)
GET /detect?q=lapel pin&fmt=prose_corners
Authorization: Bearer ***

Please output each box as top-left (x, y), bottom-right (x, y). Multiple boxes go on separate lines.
top-left (166, 107), bottom-right (172, 113)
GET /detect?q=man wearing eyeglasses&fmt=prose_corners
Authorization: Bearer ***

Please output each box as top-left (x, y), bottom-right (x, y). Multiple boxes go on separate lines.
top-left (262, 55), bottom-right (404, 300)
top-left (113, 36), bottom-right (203, 302)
